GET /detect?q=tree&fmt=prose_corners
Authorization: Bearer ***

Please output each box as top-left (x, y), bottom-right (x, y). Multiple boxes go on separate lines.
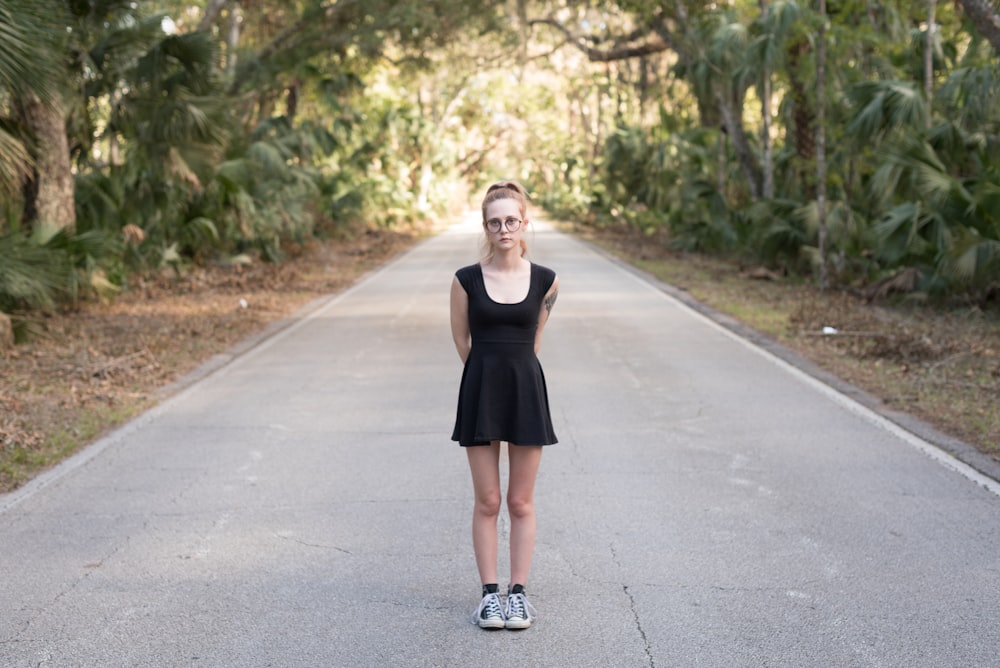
top-left (0, 0), bottom-right (74, 234)
top-left (957, 0), bottom-right (1000, 56)
top-left (758, 0), bottom-right (776, 199)
top-left (529, 1), bottom-right (765, 199)
top-left (925, 0), bottom-right (937, 126)
top-left (745, 0), bottom-right (804, 202)
top-left (816, 0), bottom-right (828, 289)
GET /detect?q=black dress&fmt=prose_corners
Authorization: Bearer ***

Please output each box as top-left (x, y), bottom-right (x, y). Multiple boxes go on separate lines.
top-left (451, 262), bottom-right (558, 447)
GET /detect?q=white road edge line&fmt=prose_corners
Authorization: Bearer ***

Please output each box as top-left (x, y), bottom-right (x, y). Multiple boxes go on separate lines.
top-left (604, 251), bottom-right (1000, 499)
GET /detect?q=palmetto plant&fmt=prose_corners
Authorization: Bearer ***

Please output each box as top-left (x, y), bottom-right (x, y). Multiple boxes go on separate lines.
top-left (104, 29), bottom-right (232, 263)
top-left (204, 119), bottom-right (323, 262)
top-left (0, 0), bottom-right (72, 315)
top-left (0, 233), bottom-right (67, 313)
top-left (874, 135), bottom-right (1000, 292)
top-left (847, 80), bottom-right (929, 145)
top-left (844, 60), bottom-right (1000, 296)
top-left (0, 0), bottom-right (63, 214)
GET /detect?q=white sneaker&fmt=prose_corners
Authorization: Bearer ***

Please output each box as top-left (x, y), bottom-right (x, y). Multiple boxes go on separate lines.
top-left (472, 591), bottom-right (505, 629)
top-left (503, 588), bottom-right (536, 629)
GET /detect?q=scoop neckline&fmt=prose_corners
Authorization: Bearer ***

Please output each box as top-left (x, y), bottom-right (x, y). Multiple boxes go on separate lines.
top-left (478, 262), bottom-right (533, 305)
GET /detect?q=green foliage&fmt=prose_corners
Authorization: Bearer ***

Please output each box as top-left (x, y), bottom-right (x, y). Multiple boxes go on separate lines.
top-left (669, 179), bottom-right (738, 253)
top-left (597, 122), bottom-right (737, 252)
top-left (0, 0), bottom-right (66, 202)
top-left (871, 133), bottom-right (1000, 292)
top-left (743, 197), bottom-right (812, 268)
top-left (0, 232), bottom-right (69, 313)
top-left (196, 118), bottom-right (324, 261)
top-left (846, 81), bottom-right (928, 143)
top-left (555, 0), bottom-right (999, 301)
top-left (5, 0), bottom-right (1000, 314)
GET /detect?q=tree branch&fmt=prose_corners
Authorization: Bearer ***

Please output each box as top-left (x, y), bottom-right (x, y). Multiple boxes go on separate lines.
top-left (528, 18), bottom-right (672, 62)
top-left (228, 0), bottom-right (361, 95)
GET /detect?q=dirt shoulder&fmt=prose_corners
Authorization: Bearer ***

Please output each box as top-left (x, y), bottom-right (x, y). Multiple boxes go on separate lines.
top-left (566, 221), bottom-right (1000, 480)
top-left (0, 228), bottom-right (424, 493)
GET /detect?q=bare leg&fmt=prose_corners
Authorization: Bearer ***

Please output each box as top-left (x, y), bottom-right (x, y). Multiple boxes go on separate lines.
top-left (507, 444), bottom-right (543, 586)
top-left (466, 442), bottom-right (502, 585)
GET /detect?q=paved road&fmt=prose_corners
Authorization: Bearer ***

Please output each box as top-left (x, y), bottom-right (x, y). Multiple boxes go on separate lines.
top-left (2, 218), bottom-right (999, 668)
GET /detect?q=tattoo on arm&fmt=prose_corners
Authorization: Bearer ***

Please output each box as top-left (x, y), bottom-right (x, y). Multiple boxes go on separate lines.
top-left (544, 289), bottom-right (558, 314)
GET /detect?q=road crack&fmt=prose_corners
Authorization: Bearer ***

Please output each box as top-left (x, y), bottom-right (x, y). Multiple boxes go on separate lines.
top-left (274, 532), bottom-right (351, 553)
top-left (623, 584), bottom-right (656, 668)
top-left (613, 543), bottom-right (656, 667)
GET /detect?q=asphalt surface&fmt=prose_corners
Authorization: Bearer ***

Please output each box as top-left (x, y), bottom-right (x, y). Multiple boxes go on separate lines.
top-left (2, 216), bottom-right (998, 668)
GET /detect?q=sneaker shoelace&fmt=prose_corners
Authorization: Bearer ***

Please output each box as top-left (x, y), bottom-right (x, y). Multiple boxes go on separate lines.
top-left (504, 592), bottom-right (536, 621)
top-left (472, 592), bottom-right (504, 624)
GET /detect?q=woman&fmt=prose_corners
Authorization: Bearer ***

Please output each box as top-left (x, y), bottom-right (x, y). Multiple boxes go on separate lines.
top-left (450, 180), bottom-right (559, 630)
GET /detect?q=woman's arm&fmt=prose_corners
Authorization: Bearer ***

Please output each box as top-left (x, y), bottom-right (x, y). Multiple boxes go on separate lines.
top-left (534, 275), bottom-right (559, 354)
top-left (450, 276), bottom-right (472, 363)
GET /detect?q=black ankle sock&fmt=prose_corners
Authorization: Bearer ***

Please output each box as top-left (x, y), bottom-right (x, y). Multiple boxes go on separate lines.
top-left (482, 583), bottom-right (499, 596)
top-left (509, 584), bottom-right (525, 595)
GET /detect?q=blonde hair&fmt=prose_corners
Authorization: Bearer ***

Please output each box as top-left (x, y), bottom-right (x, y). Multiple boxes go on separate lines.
top-left (481, 180), bottom-right (529, 260)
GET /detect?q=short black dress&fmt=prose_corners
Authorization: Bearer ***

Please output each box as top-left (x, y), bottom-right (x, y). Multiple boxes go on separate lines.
top-left (451, 262), bottom-right (558, 447)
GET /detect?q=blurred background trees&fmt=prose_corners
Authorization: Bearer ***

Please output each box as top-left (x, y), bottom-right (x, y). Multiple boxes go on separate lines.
top-left (2, 0), bottom-right (999, 334)
top-left (522, 0), bottom-right (1000, 301)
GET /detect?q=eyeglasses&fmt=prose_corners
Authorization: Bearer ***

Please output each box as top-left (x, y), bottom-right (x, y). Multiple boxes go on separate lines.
top-left (485, 217), bottom-right (522, 233)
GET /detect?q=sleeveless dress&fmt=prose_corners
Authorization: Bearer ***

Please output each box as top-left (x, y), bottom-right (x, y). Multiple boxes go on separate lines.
top-left (451, 262), bottom-right (558, 447)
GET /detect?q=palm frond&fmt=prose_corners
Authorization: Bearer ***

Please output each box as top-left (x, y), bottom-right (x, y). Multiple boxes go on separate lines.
top-left (216, 160), bottom-right (252, 192)
top-left (936, 66), bottom-right (1000, 130)
top-left (748, 0), bottom-right (801, 72)
top-left (874, 202), bottom-right (924, 265)
top-left (970, 179), bottom-right (1000, 237)
top-left (0, 0), bottom-right (62, 100)
top-left (0, 129), bottom-right (32, 201)
top-left (869, 160), bottom-right (905, 209)
top-left (741, 198), bottom-right (808, 264)
top-left (886, 139), bottom-right (971, 210)
top-left (74, 171), bottom-right (125, 232)
top-left (945, 228), bottom-right (1000, 285)
top-left (847, 80), bottom-right (928, 143)
top-left (0, 232), bottom-right (68, 311)
top-left (247, 141), bottom-right (292, 176)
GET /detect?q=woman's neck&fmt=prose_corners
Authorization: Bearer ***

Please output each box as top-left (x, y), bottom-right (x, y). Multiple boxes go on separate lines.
top-left (485, 249), bottom-right (526, 272)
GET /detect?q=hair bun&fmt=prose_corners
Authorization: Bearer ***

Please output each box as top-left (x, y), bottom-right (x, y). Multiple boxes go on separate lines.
top-left (486, 180), bottom-right (529, 199)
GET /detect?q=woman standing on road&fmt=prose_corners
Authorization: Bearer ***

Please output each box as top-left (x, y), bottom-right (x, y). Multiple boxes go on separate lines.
top-left (450, 181), bottom-right (559, 630)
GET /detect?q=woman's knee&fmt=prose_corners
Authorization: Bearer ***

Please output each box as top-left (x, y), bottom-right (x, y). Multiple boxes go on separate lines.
top-left (475, 490), bottom-right (502, 517)
top-left (506, 493), bottom-right (535, 520)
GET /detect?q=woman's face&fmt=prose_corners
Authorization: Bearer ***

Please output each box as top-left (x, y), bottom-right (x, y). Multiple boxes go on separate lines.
top-left (483, 198), bottom-right (526, 252)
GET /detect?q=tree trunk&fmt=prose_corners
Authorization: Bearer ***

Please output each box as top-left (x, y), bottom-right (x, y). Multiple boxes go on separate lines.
top-left (286, 79), bottom-right (301, 124)
top-left (925, 0), bottom-right (936, 128)
top-left (787, 38), bottom-right (816, 198)
top-left (761, 0), bottom-right (775, 199)
top-left (716, 90), bottom-right (763, 200)
top-left (816, 0), bottom-right (828, 290)
top-left (226, 2), bottom-right (241, 78)
top-left (717, 128), bottom-right (727, 194)
top-left (21, 92), bottom-right (75, 234)
top-left (592, 80), bottom-right (604, 179)
top-left (957, 0), bottom-right (1000, 56)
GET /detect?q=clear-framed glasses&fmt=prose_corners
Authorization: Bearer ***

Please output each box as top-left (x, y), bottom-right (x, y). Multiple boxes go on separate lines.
top-left (485, 217), bottom-right (522, 233)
